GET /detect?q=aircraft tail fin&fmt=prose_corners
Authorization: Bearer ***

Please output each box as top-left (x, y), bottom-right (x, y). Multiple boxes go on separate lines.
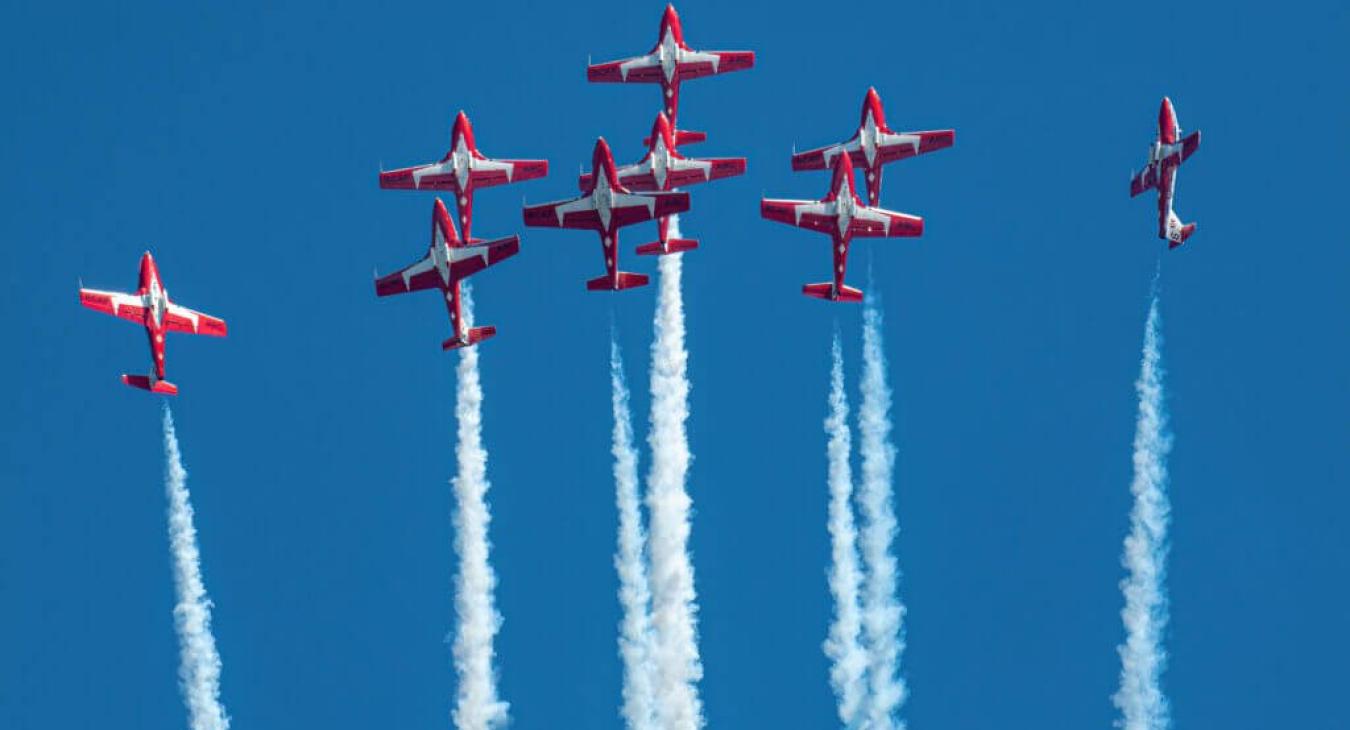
top-left (802, 282), bottom-right (863, 302)
top-left (586, 271), bottom-right (649, 291)
top-left (1165, 210), bottom-right (1197, 249)
top-left (122, 374), bottom-right (179, 395)
top-left (636, 238), bottom-right (698, 256)
top-left (442, 326), bottom-right (496, 351)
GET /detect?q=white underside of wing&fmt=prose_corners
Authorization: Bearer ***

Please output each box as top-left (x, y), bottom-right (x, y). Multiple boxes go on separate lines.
top-left (166, 302), bottom-right (203, 331)
top-left (619, 54), bottom-right (660, 81)
top-left (400, 255), bottom-right (436, 288)
top-left (555, 195), bottom-right (597, 226)
top-left (412, 161), bottom-right (453, 189)
top-left (669, 157), bottom-right (712, 181)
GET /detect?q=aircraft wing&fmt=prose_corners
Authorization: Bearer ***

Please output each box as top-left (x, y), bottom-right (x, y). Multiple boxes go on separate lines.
top-left (589, 162), bottom-right (658, 192)
top-left (524, 195), bottom-right (603, 229)
top-left (875, 129), bottom-right (955, 164)
top-left (1180, 130), bottom-right (1201, 163)
top-left (380, 158), bottom-right (548, 192)
top-left (761, 199), bottom-right (838, 235)
top-left (588, 54), bottom-right (665, 83)
top-left (849, 207), bottom-right (924, 238)
top-left (612, 190), bottom-right (689, 227)
top-left (376, 253), bottom-right (443, 296)
top-left (380, 161), bottom-right (458, 191)
top-left (667, 156), bottom-right (745, 187)
top-left (450, 235), bottom-right (520, 280)
top-left (791, 141), bottom-right (855, 171)
top-left (1130, 163), bottom-right (1159, 197)
top-left (80, 288), bottom-right (148, 325)
top-left (164, 303), bottom-right (227, 336)
top-left (467, 158), bottom-right (549, 189)
top-left (593, 157), bottom-right (742, 191)
top-left (676, 50), bottom-right (755, 80)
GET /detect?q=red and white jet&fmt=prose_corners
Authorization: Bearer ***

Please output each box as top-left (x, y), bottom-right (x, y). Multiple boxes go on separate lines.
top-left (378, 110), bottom-right (548, 240)
top-left (792, 87), bottom-right (954, 207)
top-left (579, 112), bottom-right (745, 256)
top-left (761, 153), bottom-right (924, 302)
top-left (1130, 97), bottom-right (1201, 248)
top-left (375, 198), bottom-right (519, 351)
top-left (78, 252), bottom-right (226, 395)
top-left (524, 138), bottom-right (689, 291)
top-left (587, 4), bottom-right (754, 135)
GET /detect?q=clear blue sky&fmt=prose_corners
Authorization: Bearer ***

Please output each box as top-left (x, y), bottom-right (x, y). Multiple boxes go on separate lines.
top-left (2, 1), bottom-right (1346, 728)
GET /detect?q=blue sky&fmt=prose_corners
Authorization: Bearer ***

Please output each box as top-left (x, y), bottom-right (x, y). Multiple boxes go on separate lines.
top-left (2, 1), bottom-right (1346, 728)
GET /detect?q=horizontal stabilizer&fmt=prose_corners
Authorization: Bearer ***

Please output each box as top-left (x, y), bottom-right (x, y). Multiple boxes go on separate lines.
top-left (636, 238), bottom-right (698, 256)
top-left (643, 129), bottom-right (707, 148)
top-left (586, 271), bottom-right (650, 291)
top-left (802, 282), bottom-right (864, 303)
top-left (1168, 222), bottom-right (1196, 249)
top-left (1165, 210), bottom-right (1197, 248)
top-left (122, 374), bottom-right (178, 395)
top-left (443, 326), bottom-right (496, 351)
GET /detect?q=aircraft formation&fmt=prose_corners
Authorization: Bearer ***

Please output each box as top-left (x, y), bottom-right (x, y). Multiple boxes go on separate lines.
top-left (76, 4), bottom-right (1203, 394)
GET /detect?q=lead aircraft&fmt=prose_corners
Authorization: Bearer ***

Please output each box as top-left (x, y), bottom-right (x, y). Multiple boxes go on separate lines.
top-left (379, 110), bottom-right (548, 240)
top-left (587, 4), bottom-right (753, 137)
top-left (579, 112), bottom-right (745, 256)
top-left (524, 138), bottom-right (689, 291)
top-left (791, 87), bottom-right (954, 207)
top-left (375, 199), bottom-right (519, 350)
top-left (761, 154), bottom-right (923, 302)
top-left (1130, 97), bottom-right (1201, 248)
top-left (79, 252), bottom-right (226, 395)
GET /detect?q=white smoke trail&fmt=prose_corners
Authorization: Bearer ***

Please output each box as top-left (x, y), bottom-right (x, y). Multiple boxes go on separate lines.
top-left (857, 297), bottom-right (907, 730)
top-left (1113, 283), bottom-right (1173, 730)
top-left (450, 284), bottom-right (510, 730)
top-left (823, 329), bottom-right (868, 726)
top-left (644, 216), bottom-right (704, 730)
top-left (610, 335), bottom-right (658, 730)
top-left (161, 404), bottom-right (230, 730)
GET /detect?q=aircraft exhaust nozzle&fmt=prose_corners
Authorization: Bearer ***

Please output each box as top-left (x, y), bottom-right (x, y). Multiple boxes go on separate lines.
top-left (443, 326), bottom-right (496, 351)
top-left (636, 238), bottom-right (698, 256)
top-left (802, 282), bottom-right (864, 303)
top-left (122, 374), bottom-right (179, 395)
top-left (586, 272), bottom-right (649, 291)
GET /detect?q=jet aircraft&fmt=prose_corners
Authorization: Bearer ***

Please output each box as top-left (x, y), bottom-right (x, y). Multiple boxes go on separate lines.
top-left (78, 252), bottom-right (226, 395)
top-left (791, 87), bottom-right (954, 207)
top-left (579, 112), bottom-right (745, 255)
top-left (761, 154), bottom-right (923, 302)
top-left (1130, 96), bottom-right (1201, 248)
top-left (375, 198), bottom-right (519, 351)
top-left (587, 4), bottom-right (754, 134)
top-left (524, 138), bottom-right (689, 291)
top-left (379, 110), bottom-right (548, 240)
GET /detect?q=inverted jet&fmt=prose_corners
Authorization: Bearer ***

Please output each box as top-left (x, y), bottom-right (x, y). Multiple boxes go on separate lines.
top-left (587, 4), bottom-right (754, 135)
top-left (79, 252), bottom-right (226, 395)
top-left (579, 112), bottom-right (745, 255)
top-left (524, 138), bottom-right (689, 291)
top-left (375, 198), bottom-right (518, 351)
top-left (792, 87), bottom-right (954, 207)
top-left (761, 154), bottom-right (923, 302)
top-left (379, 110), bottom-right (548, 240)
top-left (1130, 97), bottom-right (1201, 248)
